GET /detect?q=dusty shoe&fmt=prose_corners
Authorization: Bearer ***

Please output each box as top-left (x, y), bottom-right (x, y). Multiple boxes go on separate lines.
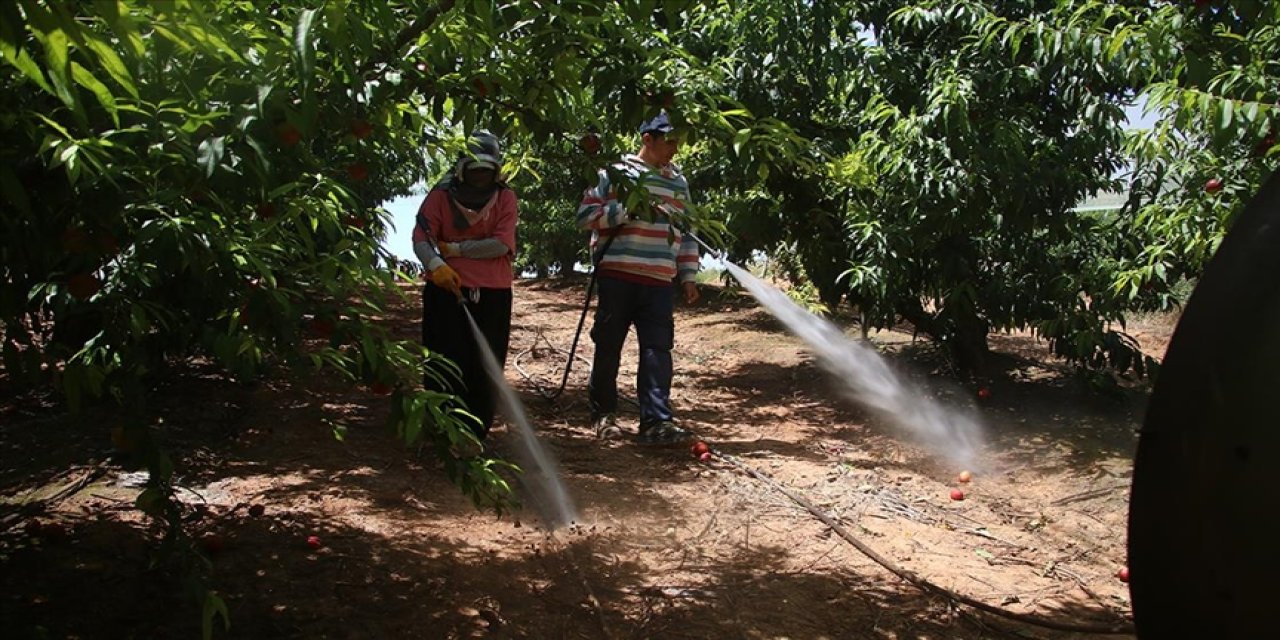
top-left (593, 414), bottom-right (623, 440)
top-left (636, 421), bottom-right (693, 446)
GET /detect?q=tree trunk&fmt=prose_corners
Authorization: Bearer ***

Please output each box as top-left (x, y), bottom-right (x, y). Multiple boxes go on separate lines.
top-left (899, 299), bottom-right (990, 376)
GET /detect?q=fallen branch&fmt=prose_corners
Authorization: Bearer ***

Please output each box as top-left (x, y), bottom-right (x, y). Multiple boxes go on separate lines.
top-left (711, 448), bottom-right (1135, 636)
top-left (1050, 483), bottom-right (1128, 507)
top-left (960, 526), bottom-right (1027, 549)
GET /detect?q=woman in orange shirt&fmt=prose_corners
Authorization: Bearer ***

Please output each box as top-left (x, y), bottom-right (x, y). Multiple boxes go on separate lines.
top-left (412, 131), bottom-right (518, 443)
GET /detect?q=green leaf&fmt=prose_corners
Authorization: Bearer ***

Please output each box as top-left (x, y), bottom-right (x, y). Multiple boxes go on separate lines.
top-left (84, 37), bottom-right (138, 99)
top-left (24, 2), bottom-right (81, 116)
top-left (99, 0), bottom-right (145, 59)
top-left (0, 3), bottom-right (53, 94)
top-left (294, 8), bottom-right (318, 91)
top-left (732, 127), bottom-right (751, 156)
top-left (134, 487), bottom-right (166, 518)
top-left (70, 60), bottom-right (119, 125)
top-left (201, 591), bottom-right (231, 640)
top-left (197, 136), bottom-right (225, 178)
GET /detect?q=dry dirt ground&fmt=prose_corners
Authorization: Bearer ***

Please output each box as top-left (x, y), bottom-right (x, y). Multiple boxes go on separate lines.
top-left (0, 277), bottom-right (1175, 639)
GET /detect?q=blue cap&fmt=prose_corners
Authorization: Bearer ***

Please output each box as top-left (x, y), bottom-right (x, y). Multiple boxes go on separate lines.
top-left (638, 111), bottom-right (675, 135)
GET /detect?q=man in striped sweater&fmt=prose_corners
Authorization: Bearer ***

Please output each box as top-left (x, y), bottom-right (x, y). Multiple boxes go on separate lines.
top-left (577, 112), bottom-right (701, 445)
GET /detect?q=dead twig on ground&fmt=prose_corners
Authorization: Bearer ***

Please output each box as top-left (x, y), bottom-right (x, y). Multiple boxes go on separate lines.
top-left (1048, 564), bottom-right (1134, 626)
top-left (1050, 484), bottom-right (1128, 507)
top-left (710, 448), bottom-right (1135, 636)
top-left (960, 526), bottom-right (1027, 549)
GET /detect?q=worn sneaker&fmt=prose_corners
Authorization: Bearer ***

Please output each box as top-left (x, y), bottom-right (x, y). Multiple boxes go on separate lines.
top-left (636, 420), bottom-right (693, 446)
top-left (593, 414), bottom-right (623, 440)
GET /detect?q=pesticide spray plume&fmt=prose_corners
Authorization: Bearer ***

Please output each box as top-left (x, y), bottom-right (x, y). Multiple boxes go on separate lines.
top-left (719, 260), bottom-right (984, 470)
top-left (462, 305), bottom-right (578, 529)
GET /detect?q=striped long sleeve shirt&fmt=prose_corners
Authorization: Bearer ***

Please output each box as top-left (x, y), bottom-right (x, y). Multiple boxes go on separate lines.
top-left (576, 154), bottom-right (700, 284)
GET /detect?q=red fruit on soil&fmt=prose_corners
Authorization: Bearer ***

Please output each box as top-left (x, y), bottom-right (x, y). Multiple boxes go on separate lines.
top-left (370, 382), bottom-right (393, 396)
top-left (346, 163), bottom-right (369, 182)
top-left (976, 387), bottom-right (992, 401)
top-left (201, 533), bottom-right (225, 555)
top-left (308, 318), bottom-right (335, 338)
top-left (1117, 566), bottom-right (1130, 583)
top-left (1204, 178), bottom-right (1223, 194)
top-left (277, 123), bottom-right (301, 147)
top-left (248, 504), bottom-right (265, 518)
top-left (67, 273), bottom-right (102, 300)
top-left (580, 133), bottom-right (601, 154)
top-left (698, 452), bottom-right (712, 463)
top-left (306, 535), bottom-right (322, 550)
top-left (110, 426), bottom-right (137, 453)
top-left (950, 489), bottom-right (966, 501)
top-left (691, 441), bottom-right (710, 457)
top-left (350, 119), bottom-right (374, 140)
top-left (957, 470), bottom-right (972, 483)
top-left (29, 521), bottom-right (67, 541)
top-left (256, 202), bottom-right (277, 219)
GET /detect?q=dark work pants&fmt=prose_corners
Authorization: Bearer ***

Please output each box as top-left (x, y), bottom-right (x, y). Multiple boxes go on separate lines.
top-left (588, 276), bottom-right (675, 427)
top-left (421, 284), bottom-right (513, 439)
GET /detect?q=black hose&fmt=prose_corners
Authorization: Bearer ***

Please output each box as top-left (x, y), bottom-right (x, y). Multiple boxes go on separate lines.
top-left (545, 231), bottom-right (619, 401)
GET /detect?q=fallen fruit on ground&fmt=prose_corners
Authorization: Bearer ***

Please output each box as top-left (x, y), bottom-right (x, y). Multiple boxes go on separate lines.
top-left (950, 489), bottom-right (965, 501)
top-left (308, 318), bottom-right (335, 338)
top-left (1117, 566), bottom-right (1130, 583)
top-left (691, 441), bottom-right (709, 457)
top-left (201, 533), bottom-right (224, 554)
top-left (110, 426), bottom-right (136, 453)
top-left (957, 470), bottom-right (972, 483)
top-left (698, 452), bottom-right (712, 463)
top-left (306, 535), bottom-right (322, 549)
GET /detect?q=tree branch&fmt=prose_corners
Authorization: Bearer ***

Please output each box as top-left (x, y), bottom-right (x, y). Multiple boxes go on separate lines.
top-left (358, 0), bottom-right (458, 78)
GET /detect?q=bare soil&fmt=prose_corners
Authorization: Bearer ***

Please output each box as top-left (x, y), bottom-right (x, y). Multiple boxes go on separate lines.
top-left (0, 277), bottom-right (1173, 639)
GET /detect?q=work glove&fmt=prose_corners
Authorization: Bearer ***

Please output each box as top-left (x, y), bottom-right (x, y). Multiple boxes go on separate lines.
top-left (430, 264), bottom-right (462, 298)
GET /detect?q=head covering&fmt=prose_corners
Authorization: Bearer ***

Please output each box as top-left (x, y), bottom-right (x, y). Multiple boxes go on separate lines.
top-left (454, 130), bottom-right (502, 177)
top-left (443, 131), bottom-right (505, 225)
top-left (639, 111), bottom-right (675, 135)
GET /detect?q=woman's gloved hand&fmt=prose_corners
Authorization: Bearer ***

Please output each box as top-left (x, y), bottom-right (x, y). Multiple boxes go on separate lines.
top-left (429, 264), bottom-right (462, 298)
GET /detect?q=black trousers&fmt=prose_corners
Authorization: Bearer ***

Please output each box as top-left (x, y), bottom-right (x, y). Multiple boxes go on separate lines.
top-left (421, 284), bottom-right (513, 438)
top-left (588, 276), bottom-right (677, 427)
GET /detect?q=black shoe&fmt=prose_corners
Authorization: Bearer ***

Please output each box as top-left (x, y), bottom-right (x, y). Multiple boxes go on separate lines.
top-left (636, 421), bottom-right (693, 446)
